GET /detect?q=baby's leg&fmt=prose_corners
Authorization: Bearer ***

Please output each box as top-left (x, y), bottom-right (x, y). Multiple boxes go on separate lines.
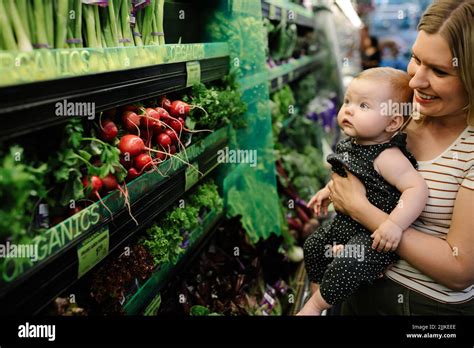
top-left (319, 232), bottom-right (398, 306)
top-left (303, 223), bottom-right (339, 284)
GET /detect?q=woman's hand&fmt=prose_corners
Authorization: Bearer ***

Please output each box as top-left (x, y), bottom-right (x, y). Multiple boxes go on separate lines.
top-left (327, 170), bottom-right (367, 216)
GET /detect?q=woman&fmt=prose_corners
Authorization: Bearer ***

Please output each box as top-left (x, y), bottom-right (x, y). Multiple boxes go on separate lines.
top-left (325, 0), bottom-right (473, 315)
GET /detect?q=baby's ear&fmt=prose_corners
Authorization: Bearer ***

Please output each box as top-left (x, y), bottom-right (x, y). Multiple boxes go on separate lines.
top-left (386, 114), bottom-right (404, 133)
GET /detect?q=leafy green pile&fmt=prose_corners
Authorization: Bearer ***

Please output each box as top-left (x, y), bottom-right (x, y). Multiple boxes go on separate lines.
top-left (141, 180), bottom-right (223, 266)
top-left (184, 77), bottom-right (247, 130)
top-left (293, 73), bottom-right (318, 112)
top-left (0, 146), bottom-right (47, 243)
top-left (281, 145), bottom-right (328, 201)
top-left (270, 85), bottom-right (295, 141)
top-left (268, 19), bottom-right (298, 62)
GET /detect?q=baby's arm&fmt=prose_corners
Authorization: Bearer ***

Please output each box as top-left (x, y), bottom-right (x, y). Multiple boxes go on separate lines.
top-left (307, 183), bottom-right (332, 217)
top-left (372, 147), bottom-right (429, 252)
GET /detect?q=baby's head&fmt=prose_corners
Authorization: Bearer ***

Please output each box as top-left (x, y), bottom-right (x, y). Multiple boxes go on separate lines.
top-left (338, 67), bottom-right (413, 144)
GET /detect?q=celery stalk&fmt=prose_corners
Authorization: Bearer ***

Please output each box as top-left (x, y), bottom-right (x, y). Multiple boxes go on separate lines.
top-left (0, 0), bottom-right (17, 50)
top-left (6, 0), bottom-right (33, 51)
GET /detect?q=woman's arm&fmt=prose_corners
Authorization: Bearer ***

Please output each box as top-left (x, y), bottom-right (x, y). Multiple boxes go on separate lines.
top-left (328, 172), bottom-right (474, 291)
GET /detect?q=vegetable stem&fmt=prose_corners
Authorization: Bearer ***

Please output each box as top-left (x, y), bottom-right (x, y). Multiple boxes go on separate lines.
top-left (6, 0), bottom-right (33, 51)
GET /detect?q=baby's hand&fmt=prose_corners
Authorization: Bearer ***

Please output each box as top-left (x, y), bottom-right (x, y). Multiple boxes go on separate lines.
top-left (371, 219), bottom-right (403, 253)
top-left (307, 185), bottom-right (331, 217)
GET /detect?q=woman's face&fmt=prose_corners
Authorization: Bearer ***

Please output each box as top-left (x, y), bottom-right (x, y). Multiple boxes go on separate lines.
top-left (408, 30), bottom-right (468, 119)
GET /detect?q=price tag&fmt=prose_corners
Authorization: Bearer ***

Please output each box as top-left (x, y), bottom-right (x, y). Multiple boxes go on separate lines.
top-left (185, 163), bottom-right (200, 191)
top-left (186, 61), bottom-right (201, 88)
top-left (77, 227), bottom-right (109, 279)
top-left (268, 4), bottom-right (277, 19)
top-left (144, 294), bottom-right (162, 316)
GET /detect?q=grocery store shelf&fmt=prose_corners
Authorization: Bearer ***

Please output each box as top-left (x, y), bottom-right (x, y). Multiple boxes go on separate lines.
top-left (261, 0), bottom-right (315, 29)
top-left (124, 209), bottom-right (224, 315)
top-left (0, 45), bottom-right (229, 141)
top-left (268, 54), bottom-right (321, 93)
top-left (0, 128), bottom-right (229, 315)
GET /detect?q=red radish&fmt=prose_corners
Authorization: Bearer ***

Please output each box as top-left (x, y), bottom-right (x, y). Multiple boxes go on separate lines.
top-left (102, 174), bottom-right (119, 192)
top-left (99, 119), bottom-right (118, 141)
top-left (141, 108), bottom-right (161, 129)
top-left (169, 100), bottom-right (190, 118)
top-left (156, 151), bottom-right (166, 162)
top-left (169, 119), bottom-right (183, 134)
top-left (134, 153), bottom-right (153, 171)
top-left (82, 176), bottom-right (103, 193)
top-left (160, 97), bottom-right (172, 111)
top-left (122, 111), bottom-right (141, 132)
top-left (119, 135), bottom-right (146, 157)
top-left (164, 129), bottom-right (178, 143)
top-left (169, 145), bottom-right (177, 155)
top-left (156, 133), bottom-right (172, 148)
top-left (155, 107), bottom-right (170, 122)
top-left (126, 167), bottom-right (140, 181)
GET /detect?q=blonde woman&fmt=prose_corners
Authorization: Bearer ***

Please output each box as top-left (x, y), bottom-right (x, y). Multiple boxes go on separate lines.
top-left (323, 0), bottom-right (474, 315)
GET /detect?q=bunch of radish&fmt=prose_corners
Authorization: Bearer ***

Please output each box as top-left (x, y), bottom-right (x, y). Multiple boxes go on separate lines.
top-left (115, 96), bottom-right (202, 182)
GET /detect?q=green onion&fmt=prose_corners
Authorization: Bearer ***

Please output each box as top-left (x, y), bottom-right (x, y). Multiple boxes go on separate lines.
top-left (0, 0), bottom-right (17, 50)
top-left (83, 4), bottom-right (99, 47)
top-left (157, 0), bottom-right (165, 45)
top-left (6, 0), bottom-right (33, 51)
top-left (32, 0), bottom-right (50, 48)
top-left (55, 0), bottom-right (69, 49)
top-left (44, 0), bottom-right (54, 47)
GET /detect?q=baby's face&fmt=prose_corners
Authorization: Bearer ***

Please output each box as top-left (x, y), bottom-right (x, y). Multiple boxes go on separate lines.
top-left (338, 78), bottom-right (394, 141)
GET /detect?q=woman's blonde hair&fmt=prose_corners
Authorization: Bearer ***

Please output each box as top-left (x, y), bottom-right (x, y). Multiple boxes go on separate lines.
top-left (418, 0), bottom-right (473, 126)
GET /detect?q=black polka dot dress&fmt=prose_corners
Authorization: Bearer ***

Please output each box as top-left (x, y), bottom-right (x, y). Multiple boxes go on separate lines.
top-left (303, 132), bottom-right (417, 305)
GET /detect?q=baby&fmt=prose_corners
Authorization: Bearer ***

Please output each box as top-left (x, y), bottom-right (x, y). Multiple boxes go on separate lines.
top-left (298, 67), bottom-right (429, 315)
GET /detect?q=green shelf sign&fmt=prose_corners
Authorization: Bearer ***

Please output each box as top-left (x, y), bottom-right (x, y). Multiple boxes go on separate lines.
top-left (77, 227), bottom-right (109, 279)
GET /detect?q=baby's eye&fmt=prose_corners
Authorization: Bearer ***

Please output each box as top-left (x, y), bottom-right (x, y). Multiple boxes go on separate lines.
top-left (360, 102), bottom-right (369, 109)
top-left (344, 98), bottom-right (349, 104)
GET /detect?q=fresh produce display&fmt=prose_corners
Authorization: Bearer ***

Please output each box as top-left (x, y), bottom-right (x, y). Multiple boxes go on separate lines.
top-left (0, 146), bottom-right (47, 243)
top-left (158, 218), bottom-right (298, 316)
top-left (184, 76), bottom-right (248, 129)
top-left (0, 0), bottom-right (345, 322)
top-left (45, 180), bottom-right (223, 315)
top-left (0, 0), bottom-right (166, 51)
top-left (270, 85), bottom-right (296, 142)
top-left (141, 180), bottom-right (223, 267)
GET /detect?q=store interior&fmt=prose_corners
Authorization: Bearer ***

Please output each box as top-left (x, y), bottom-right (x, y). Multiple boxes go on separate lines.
top-left (0, 0), bottom-right (436, 317)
